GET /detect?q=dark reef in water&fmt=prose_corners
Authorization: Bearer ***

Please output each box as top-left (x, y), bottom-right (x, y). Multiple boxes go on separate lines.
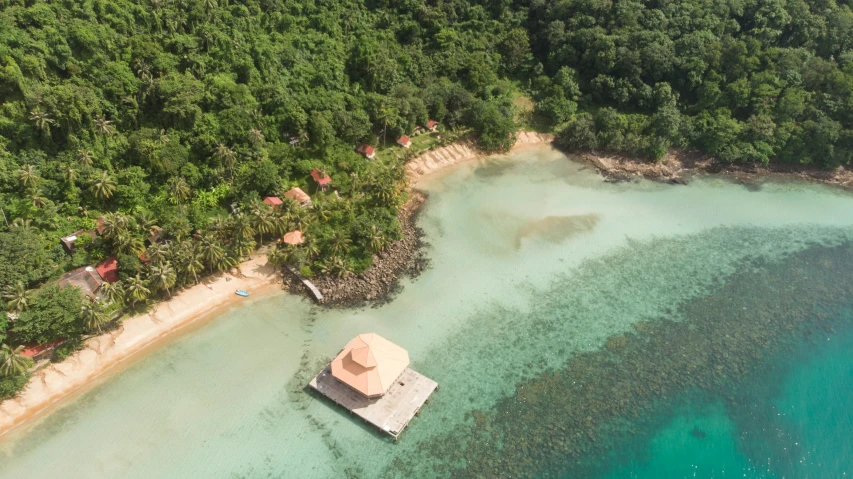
top-left (386, 241), bottom-right (853, 478)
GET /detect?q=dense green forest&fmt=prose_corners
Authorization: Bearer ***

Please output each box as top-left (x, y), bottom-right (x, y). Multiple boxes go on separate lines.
top-left (2, 0), bottom-right (852, 398)
top-left (0, 0), bottom-right (524, 398)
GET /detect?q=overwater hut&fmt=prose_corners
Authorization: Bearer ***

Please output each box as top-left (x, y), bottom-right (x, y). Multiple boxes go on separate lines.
top-left (57, 266), bottom-right (105, 299)
top-left (309, 333), bottom-right (438, 440)
top-left (311, 168), bottom-right (332, 191)
top-left (60, 230), bottom-right (96, 252)
top-left (331, 333), bottom-right (410, 398)
top-left (356, 144), bottom-right (376, 159)
top-left (95, 257), bottom-right (120, 283)
top-left (397, 135), bottom-right (412, 148)
top-left (282, 230), bottom-right (304, 246)
top-left (425, 120), bottom-right (439, 132)
top-left (283, 187), bottom-right (312, 207)
top-left (263, 196), bottom-right (283, 208)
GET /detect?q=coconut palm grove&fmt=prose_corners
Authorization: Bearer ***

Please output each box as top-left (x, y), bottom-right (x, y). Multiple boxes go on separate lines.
top-left (1, 0), bottom-right (852, 399)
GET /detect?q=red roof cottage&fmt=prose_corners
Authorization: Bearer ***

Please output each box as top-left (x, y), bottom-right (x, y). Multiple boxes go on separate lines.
top-left (425, 120), bottom-right (439, 132)
top-left (311, 168), bottom-right (332, 190)
top-left (263, 196), bottom-right (283, 207)
top-left (96, 257), bottom-right (120, 284)
top-left (356, 144), bottom-right (376, 159)
top-left (397, 135), bottom-right (412, 148)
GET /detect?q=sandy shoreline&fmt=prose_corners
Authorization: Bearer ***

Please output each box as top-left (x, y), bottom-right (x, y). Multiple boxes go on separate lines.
top-left (406, 131), bottom-right (555, 184)
top-left (0, 131), bottom-right (556, 439)
top-left (0, 254), bottom-right (282, 439)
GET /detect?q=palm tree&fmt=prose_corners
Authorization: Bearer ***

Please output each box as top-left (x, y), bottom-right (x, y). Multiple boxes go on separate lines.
top-left (99, 281), bottom-right (125, 306)
top-left (28, 188), bottom-right (48, 208)
top-left (11, 218), bottom-right (32, 231)
top-left (231, 236), bottom-right (256, 259)
top-left (321, 256), bottom-right (350, 278)
top-left (209, 215), bottom-right (231, 239)
top-left (145, 243), bottom-right (169, 265)
top-left (29, 106), bottom-right (54, 133)
top-left (249, 128), bottom-right (264, 147)
top-left (149, 262), bottom-right (177, 298)
top-left (80, 298), bottom-right (109, 332)
top-left (184, 250), bottom-right (204, 284)
top-left (200, 235), bottom-right (225, 273)
top-left (62, 164), bottom-right (78, 184)
top-left (99, 212), bottom-right (128, 240)
top-left (90, 170), bottom-right (117, 200)
top-left (17, 165), bottom-right (40, 189)
top-left (328, 230), bottom-right (352, 256)
top-left (0, 344), bottom-right (33, 377)
top-left (114, 231), bottom-right (145, 256)
top-left (378, 102), bottom-right (397, 148)
top-left (94, 117), bottom-right (115, 156)
top-left (3, 282), bottom-right (31, 313)
top-left (250, 203), bottom-right (275, 244)
top-left (168, 177), bottom-right (191, 213)
top-left (231, 213), bottom-right (255, 241)
top-left (215, 253), bottom-right (238, 272)
top-left (212, 144), bottom-right (236, 180)
top-left (135, 211), bottom-right (158, 236)
top-left (78, 149), bottom-right (94, 168)
top-left (368, 225), bottom-right (387, 254)
top-left (124, 274), bottom-right (150, 309)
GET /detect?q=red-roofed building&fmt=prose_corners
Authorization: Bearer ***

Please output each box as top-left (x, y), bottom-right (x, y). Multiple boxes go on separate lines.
top-left (263, 196), bottom-right (283, 207)
top-left (311, 168), bottom-right (332, 190)
top-left (425, 120), bottom-right (439, 132)
top-left (356, 144), bottom-right (376, 159)
top-left (21, 341), bottom-right (62, 358)
top-left (397, 135), bottom-right (412, 148)
top-left (96, 257), bottom-right (120, 284)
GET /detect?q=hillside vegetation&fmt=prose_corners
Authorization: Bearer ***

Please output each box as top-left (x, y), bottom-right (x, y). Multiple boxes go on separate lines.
top-left (2, 0), bottom-right (852, 398)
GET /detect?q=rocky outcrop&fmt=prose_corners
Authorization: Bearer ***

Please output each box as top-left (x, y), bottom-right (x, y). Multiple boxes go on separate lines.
top-left (296, 191), bottom-right (430, 307)
top-left (576, 148), bottom-right (853, 189)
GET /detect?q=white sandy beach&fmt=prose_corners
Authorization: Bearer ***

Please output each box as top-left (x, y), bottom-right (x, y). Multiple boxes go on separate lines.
top-left (406, 131), bottom-right (554, 183)
top-left (0, 254), bottom-right (281, 438)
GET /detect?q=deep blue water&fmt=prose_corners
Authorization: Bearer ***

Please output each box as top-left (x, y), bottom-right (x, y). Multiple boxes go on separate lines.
top-left (602, 312), bottom-right (853, 479)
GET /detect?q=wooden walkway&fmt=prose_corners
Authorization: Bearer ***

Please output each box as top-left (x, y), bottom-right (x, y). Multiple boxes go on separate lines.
top-left (309, 366), bottom-right (438, 441)
top-left (286, 265), bottom-right (324, 303)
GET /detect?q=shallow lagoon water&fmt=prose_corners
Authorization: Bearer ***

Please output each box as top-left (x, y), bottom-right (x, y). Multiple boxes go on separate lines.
top-left (1, 145), bottom-right (852, 478)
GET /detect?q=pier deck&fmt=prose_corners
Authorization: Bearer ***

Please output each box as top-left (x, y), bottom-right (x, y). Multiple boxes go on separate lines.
top-left (309, 366), bottom-right (437, 440)
top-left (286, 265), bottom-right (324, 303)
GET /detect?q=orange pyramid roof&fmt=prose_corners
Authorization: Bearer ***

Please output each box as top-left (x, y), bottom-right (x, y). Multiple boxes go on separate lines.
top-left (331, 333), bottom-right (410, 397)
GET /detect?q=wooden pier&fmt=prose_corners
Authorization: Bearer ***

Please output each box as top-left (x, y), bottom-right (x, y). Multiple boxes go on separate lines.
top-left (309, 366), bottom-right (437, 441)
top-left (286, 265), bottom-right (324, 303)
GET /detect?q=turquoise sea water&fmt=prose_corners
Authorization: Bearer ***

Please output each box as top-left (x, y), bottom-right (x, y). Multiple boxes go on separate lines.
top-left (1, 145), bottom-right (852, 478)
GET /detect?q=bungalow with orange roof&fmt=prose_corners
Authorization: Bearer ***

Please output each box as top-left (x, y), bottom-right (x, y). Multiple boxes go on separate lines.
top-left (282, 230), bottom-right (305, 246)
top-left (283, 187), bottom-right (312, 207)
top-left (308, 333), bottom-right (438, 441)
top-left (263, 196), bottom-right (283, 208)
top-left (397, 135), bottom-right (412, 148)
top-left (356, 144), bottom-right (376, 159)
top-left (425, 120), bottom-right (439, 132)
top-left (311, 168), bottom-right (332, 191)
